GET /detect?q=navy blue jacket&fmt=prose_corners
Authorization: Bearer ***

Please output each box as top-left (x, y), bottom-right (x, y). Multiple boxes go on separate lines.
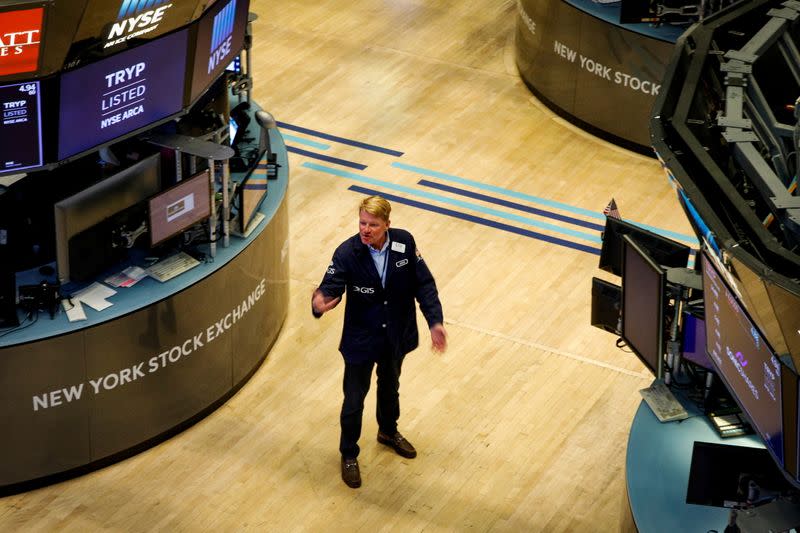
top-left (315, 228), bottom-right (443, 363)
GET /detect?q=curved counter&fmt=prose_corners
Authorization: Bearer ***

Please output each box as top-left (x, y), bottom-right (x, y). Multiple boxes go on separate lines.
top-left (515, 0), bottom-right (682, 152)
top-left (625, 394), bottom-right (763, 531)
top-left (0, 129), bottom-right (289, 494)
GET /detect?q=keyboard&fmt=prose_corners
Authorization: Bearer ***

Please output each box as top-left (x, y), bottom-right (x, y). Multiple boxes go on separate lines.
top-left (146, 252), bottom-right (200, 282)
top-left (640, 381), bottom-right (689, 422)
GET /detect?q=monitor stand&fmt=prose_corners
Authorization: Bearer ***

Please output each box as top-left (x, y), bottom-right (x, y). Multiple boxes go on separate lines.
top-left (0, 270), bottom-right (19, 329)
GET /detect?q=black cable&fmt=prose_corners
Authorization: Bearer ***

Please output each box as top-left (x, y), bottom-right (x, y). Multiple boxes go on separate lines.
top-left (0, 310), bottom-right (38, 338)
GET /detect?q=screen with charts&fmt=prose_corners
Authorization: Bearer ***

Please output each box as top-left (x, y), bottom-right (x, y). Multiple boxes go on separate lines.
top-left (702, 251), bottom-right (783, 464)
top-left (148, 169), bottom-right (211, 247)
top-left (57, 29), bottom-right (188, 160)
top-left (0, 81), bottom-right (43, 174)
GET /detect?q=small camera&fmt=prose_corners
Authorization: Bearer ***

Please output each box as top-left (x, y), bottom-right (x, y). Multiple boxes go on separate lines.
top-left (18, 281), bottom-right (60, 319)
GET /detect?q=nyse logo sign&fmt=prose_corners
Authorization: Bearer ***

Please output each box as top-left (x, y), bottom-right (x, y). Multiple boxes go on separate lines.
top-left (105, 0), bottom-right (174, 47)
top-left (207, 0), bottom-right (237, 74)
top-left (0, 8), bottom-right (43, 76)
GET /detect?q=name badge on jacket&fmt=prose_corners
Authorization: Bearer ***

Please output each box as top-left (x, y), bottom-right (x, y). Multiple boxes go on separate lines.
top-left (391, 241), bottom-right (406, 253)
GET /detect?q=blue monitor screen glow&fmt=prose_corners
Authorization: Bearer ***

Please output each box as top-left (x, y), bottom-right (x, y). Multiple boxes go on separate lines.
top-left (702, 250), bottom-right (783, 464)
top-left (0, 81), bottom-right (43, 174)
top-left (57, 29), bottom-right (188, 160)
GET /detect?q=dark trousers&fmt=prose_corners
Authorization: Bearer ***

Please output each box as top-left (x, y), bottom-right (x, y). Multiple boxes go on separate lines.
top-left (339, 352), bottom-right (403, 459)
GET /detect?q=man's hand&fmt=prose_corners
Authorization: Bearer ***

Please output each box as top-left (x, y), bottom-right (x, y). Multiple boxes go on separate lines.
top-left (312, 288), bottom-right (341, 317)
top-left (430, 323), bottom-right (447, 353)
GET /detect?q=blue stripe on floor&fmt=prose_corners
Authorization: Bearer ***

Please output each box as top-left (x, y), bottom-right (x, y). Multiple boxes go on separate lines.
top-left (347, 185), bottom-right (601, 256)
top-left (277, 121), bottom-right (404, 156)
top-left (281, 133), bottom-right (330, 150)
top-left (417, 179), bottom-right (605, 232)
top-left (302, 162), bottom-right (601, 243)
top-left (287, 146), bottom-right (367, 170)
top-left (391, 161), bottom-right (699, 245)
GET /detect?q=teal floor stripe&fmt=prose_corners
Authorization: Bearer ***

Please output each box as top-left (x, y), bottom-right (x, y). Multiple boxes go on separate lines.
top-left (303, 162), bottom-right (601, 243)
top-left (281, 133), bottom-right (330, 150)
top-left (390, 161), bottom-right (699, 246)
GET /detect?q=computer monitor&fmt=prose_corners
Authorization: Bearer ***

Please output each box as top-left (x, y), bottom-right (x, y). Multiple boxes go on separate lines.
top-left (148, 169), bottom-right (211, 247)
top-left (681, 312), bottom-right (713, 370)
top-left (187, 0), bottom-right (250, 104)
top-left (620, 0), bottom-right (659, 24)
top-left (599, 216), bottom-right (691, 276)
top-left (236, 165), bottom-right (267, 234)
top-left (0, 80), bottom-right (44, 175)
top-left (54, 153), bottom-right (161, 284)
top-left (621, 235), bottom-right (666, 379)
top-left (57, 29), bottom-right (188, 161)
top-left (702, 250), bottom-right (783, 465)
top-left (591, 277), bottom-right (621, 334)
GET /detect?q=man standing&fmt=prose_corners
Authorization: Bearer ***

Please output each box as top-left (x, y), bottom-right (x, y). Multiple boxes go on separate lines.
top-left (312, 195), bottom-right (447, 489)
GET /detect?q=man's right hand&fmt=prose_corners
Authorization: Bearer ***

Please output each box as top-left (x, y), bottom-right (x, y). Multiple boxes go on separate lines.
top-left (312, 288), bottom-right (341, 317)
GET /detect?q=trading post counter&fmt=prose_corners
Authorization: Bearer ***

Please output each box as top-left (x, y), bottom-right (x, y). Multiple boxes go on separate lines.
top-left (514, 0), bottom-right (683, 152)
top-left (0, 133), bottom-right (289, 494)
top-left (624, 393), bottom-right (767, 532)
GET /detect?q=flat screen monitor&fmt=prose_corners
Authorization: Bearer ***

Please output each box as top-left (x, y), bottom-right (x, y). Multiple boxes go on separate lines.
top-left (54, 153), bottom-right (161, 284)
top-left (727, 246), bottom-right (788, 356)
top-left (766, 277), bottom-right (800, 362)
top-left (620, 0), bottom-right (659, 24)
top-left (148, 169), bottom-right (211, 247)
top-left (702, 250), bottom-right (783, 465)
top-left (681, 312), bottom-right (713, 370)
top-left (237, 163), bottom-right (267, 234)
top-left (0, 4), bottom-right (45, 77)
top-left (188, 0), bottom-right (249, 104)
top-left (621, 235), bottom-right (666, 378)
top-left (57, 29), bottom-right (188, 161)
top-left (0, 80), bottom-right (43, 174)
top-left (591, 276), bottom-right (620, 334)
top-left (599, 216), bottom-right (691, 276)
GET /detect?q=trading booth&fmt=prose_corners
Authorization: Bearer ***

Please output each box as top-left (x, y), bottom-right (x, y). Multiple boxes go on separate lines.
top-left (0, 0), bottom-right (289, 494)
top-left (589, 1), bottom-right (800, 530)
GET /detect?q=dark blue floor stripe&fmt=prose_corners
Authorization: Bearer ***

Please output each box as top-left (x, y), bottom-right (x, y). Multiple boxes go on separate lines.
top-left (417, 179), bottom-right (605, 232)
top-left (278, 122), bottom-right (404, 157)
top-left (347, 185), bottom-right (601, 255)
top-left (287, 146), bottom-right (367, 170)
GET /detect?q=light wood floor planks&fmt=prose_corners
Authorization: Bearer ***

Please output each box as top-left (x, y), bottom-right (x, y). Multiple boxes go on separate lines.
top-left (0, 0), bottom-right (696, 531)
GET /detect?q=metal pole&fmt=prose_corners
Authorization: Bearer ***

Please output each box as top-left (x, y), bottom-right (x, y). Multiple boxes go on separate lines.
top-left (207, 157), bottom-right (217, 258)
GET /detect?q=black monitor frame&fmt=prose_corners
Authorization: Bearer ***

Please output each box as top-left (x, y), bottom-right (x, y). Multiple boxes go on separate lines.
top-left (599, 216), bottom-right (691, 276)
top-left (147, 168), bottom-right (211, 248)
top-left (702, 248), bottom-right (784, 466)
top-left (53, 152), bottom-right (161, 284)
top-left (235, 165), bottom-right (267, 234)
top-left (621, 234), bottom-right (666, 379)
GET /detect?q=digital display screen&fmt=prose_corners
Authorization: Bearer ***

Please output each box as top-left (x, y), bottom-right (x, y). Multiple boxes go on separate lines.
top-left (188, 0), bottom-right (249, 103)
top-left (148, 169), bottom-right (211, 246)
top-left (64, 0), bottom-right (198, 66)
top-left (0, 7), bottom-right (44, 76)
top-left (58, 29), bottom-right (188, 160)
top-left (0, 81), bottom-right (43, 173)
top-left (703, 251), bottom-right (783, 464)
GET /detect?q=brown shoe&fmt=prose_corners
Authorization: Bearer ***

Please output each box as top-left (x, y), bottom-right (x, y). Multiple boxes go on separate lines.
top-left (341, 457), bottom-right (361, 488)
top-left (377, 431), bottom-right (417, 458)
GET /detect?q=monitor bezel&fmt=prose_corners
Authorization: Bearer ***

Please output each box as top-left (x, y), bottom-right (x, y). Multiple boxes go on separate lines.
top-left (599, 216), bottom-right (691, 276)
top-left (621, 234), bottom-right (666, 379)
top-left (701, 248), bottom-right (784, 465)
top-left (147, 168), bottom-right (211, 248)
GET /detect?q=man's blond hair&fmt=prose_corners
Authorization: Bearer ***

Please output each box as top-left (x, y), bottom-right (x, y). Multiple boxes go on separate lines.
top-left (359, 195), bottom-right (391, 222)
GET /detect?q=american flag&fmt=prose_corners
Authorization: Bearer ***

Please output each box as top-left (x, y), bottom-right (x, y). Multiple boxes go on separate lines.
top-left (603, 198), bottom-right (622, 220)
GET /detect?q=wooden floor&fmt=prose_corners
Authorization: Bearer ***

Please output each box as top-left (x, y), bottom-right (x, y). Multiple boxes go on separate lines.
top-left (1, 1), bottom-right (696, 531)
